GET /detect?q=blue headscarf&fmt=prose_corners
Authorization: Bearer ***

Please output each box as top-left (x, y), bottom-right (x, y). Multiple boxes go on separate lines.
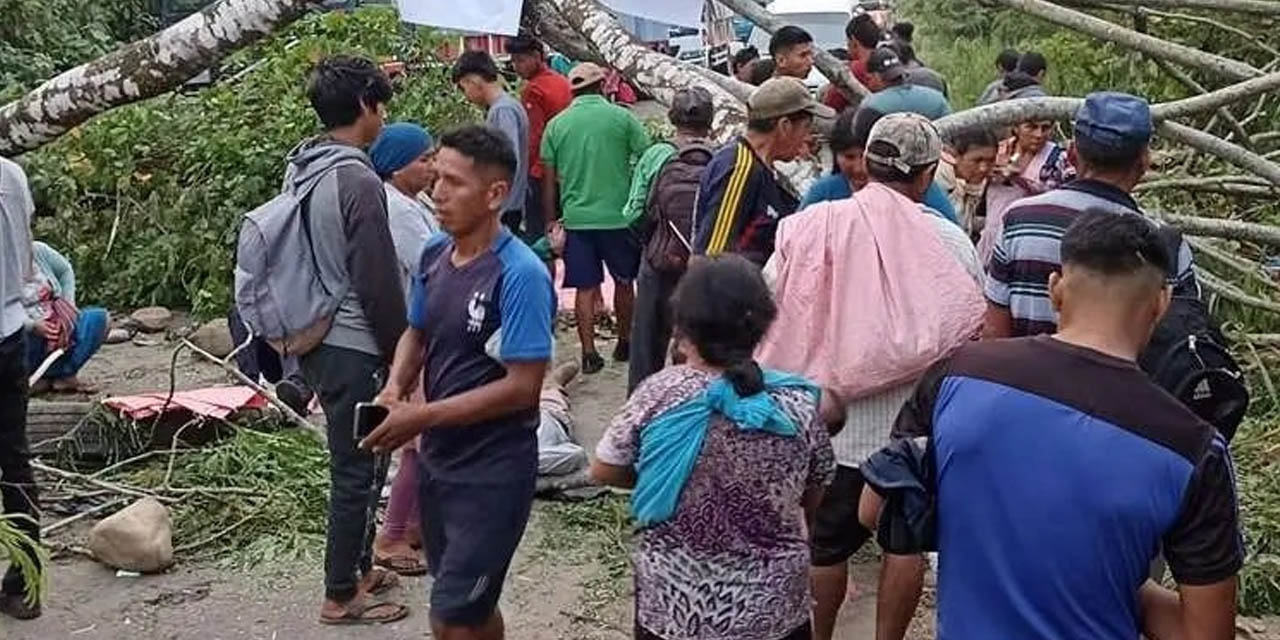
top-left (631, 369), bottom-right (818, 527)
top-left (369, 122), bottom-right (434, 178)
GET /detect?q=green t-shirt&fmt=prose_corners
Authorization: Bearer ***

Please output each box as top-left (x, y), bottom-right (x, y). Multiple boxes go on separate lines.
top-left (541, 95), bottom-right (651, 230)
top-left (622, 142), bottom-right (676, 225)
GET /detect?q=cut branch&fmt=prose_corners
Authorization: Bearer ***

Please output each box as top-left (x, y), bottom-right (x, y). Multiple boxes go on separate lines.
top-left (717, 0), bottom-right (869, 101)
top-left (991, 0), bottom-right (1262, 80)
top-left (1159, 212), bottom-right (1280, 247)
top-left (1056, 0), bottom-right (1280, 15)
top-left (1157, 121), bottom-right (1280, 186)
top-left (0, 0), bottom-right (316, 156)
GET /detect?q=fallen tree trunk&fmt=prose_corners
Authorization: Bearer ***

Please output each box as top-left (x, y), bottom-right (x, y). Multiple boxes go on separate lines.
top-left (990, 0), bottom-right (1263, 81)
top-left (0, 0), bottom-right (316, 156)
top-left (1161, 212), bottom-right (1280, 247)
top-left (717, 0), bottom-right (868, 101)
top-left (1055, 0), bottom-right (1280, 15)
top-left (1158, 121), bottom-right (1280, 187)
top-left (546, 0), bottom-right (747, 141)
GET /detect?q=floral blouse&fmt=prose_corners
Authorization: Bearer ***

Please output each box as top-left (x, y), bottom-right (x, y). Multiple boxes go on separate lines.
top-left (597, 365), bottom-right (835, 640)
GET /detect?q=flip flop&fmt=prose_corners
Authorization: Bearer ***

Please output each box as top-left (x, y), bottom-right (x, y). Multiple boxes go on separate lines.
top-left (375, 554), bottom-right (428, 577)
top-left (362, 567), bottom-right (401, 595)
top-left (319, 601), bottom-right (409, 626)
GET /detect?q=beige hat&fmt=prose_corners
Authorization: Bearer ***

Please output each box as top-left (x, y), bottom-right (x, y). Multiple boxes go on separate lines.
top-left (568, 62), bottom-right (607, 91)
top-left (748, 77), bottom-right (836, 121)
top-left (865, 113), bottom-right (942, 173)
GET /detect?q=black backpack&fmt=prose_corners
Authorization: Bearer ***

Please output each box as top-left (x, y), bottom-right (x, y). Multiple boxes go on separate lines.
top-left (1137, 227), bottom-right (1250, 441)
top-left (641, 142), bottom-right (714, 274)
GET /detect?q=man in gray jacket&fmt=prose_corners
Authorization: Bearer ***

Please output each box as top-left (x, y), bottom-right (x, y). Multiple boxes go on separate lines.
top-left (294, 55), bottom-right (410, 626)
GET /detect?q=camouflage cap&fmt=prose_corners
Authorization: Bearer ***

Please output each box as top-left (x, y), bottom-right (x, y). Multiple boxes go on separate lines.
top-left (864, 112), bottom-right (941, 173)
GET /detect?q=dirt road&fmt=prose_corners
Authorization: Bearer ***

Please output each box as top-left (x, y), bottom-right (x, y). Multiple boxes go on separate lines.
top-left (9, 333), bottom-right (897, 640)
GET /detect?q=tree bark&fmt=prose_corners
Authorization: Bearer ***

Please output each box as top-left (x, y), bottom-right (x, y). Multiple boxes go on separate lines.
top-left (716, 0), bottom-right (869, 101)
top-left (1153, 71), bottom-right (1280, 121)
top-left (0, 0), bottom-right (316, 156)
top-left (545, 0), bottom-right (747, 142)
top-left (991, 0), bottom-right (1262, 81)
top-left (1160, 212), bottom-right (1280, 247)
top-left (522, 0), bottom-right (605, 66)
top-left (1056, 0), bottom-right (1280, 15)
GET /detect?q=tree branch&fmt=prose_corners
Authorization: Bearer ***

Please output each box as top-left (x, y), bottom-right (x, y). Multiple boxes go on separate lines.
top-left (0, 0), bottom-right (316, 156)
top-left (1056, 0), bottom-right (1280, 15)
top-left (716, 0), bottom-right (869, 101)
top-left (545, 0), bottom-right (747, 142)
top-left (1154, 72), bottom-right (1280, 120)
top-left (1157, 120), bottom-right (1280, 186)
top-left (992, 0), bottom-right (1262, 80)
top-left (1159, 212), bottom-right (1280, 247)
top-left (1149, 57), bottom-right (1253, 147)
top-left (1196, 267), bottom-right (1280, 314)
top-left (1137, 7), bottom-right (1280, 59)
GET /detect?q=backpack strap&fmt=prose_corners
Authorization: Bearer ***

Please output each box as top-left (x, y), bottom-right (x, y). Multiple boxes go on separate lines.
top-left (295, 158), bottom-right (370, 299)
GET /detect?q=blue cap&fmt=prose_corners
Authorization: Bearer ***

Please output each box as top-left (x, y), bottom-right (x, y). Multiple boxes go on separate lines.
top-left (369, 122), bottom-right (434, 178)
top-left (1073, 91), bottom-right (1152, 152)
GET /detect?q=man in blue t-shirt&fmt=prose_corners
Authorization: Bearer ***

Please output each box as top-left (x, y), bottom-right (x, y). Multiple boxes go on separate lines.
top-left (361, 125), bottom-right (555, 639)
top-left (859, 212), bottom-right (1242, 640)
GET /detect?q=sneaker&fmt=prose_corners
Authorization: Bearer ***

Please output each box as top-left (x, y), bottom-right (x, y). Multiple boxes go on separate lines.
top-left (276, 379), bottom-right (312, 417)
top-left (582, 351), bottom-right (606, 375)
top-left (0, 593), bottom-right (41, 620)
top-left (612, 339), bottom-right (630, 363)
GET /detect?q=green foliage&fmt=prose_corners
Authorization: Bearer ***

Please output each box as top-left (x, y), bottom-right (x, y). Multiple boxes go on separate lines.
top-left (0, 514), bottom-right (47, 605)
top-left (114, 426), bottom-right (331, 568)
top-left (20, 6), bottom-right (476, 318)
top-left (0, 0), bottom-right (156, 104)
top-left (1230, 413), bottom-right (1280, 615)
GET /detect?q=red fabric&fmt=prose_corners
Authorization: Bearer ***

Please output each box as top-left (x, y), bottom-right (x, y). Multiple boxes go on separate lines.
top-left (31, 282), bottom-right (77, 351)
top-left (823, 59), bottom-right (874, 112)
top-left (104, 386), bottom-right (268, 420)
top-left (522, 67), bottom-right (573, 180)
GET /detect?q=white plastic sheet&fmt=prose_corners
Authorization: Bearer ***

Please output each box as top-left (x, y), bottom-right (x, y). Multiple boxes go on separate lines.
top-left (395, 0), bottom-right (522, 36)
top-left (600, 0), bottom-right (703, 29)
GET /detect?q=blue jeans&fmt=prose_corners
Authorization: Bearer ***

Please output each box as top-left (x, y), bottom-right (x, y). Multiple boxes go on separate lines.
top-left (25, 307), bottom-right (108, 380)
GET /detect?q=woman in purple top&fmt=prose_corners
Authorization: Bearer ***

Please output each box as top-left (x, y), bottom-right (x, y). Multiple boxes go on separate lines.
top-left (592, 254), bottom-right (836, 640)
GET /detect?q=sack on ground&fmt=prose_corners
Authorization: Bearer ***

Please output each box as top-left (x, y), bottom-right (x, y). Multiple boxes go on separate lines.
top-left (88, 497), bottom-right (174, 573)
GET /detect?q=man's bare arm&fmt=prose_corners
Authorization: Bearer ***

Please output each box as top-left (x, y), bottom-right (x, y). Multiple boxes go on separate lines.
top-left (379, 328), bottom-right (427, 402)
top-left (590, 460), bottom-right (636, 489)
top-left (542, 170), bottom-right (560, 230)
top-left (1141, 578), bottom-right (1238, 640)
top-left (982, 303), bottom-right (1013, 339)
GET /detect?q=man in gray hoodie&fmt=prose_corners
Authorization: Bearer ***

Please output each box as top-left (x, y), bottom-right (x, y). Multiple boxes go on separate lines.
top-left (293, 55), bottom-right (410, 626)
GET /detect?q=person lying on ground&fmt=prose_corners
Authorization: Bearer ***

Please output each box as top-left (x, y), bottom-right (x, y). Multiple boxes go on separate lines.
top-left (592, 253), bottom-right (836, 640)
top-left (693, 78), bottom-right (833, 266)
top-left (759, 113), bottom-right (984, 640)
top-left (23, 241), bottom-right (108, 394)
top-left (628, 87), bottom-right (715, 395)
top-left (984, 91), bottom-right (1196, 338)
top-left (541, 62), bottom-right (650, 375)
top-left (860, 211), bottom-right (1241, 640)
top-left (362, 125), bottom-right (555, 640)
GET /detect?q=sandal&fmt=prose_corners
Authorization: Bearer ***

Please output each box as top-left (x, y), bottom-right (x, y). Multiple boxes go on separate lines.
top-left (375, 554), bottom-right (428, 577)
top-left (361, 567), bottom-right (401, 595)
top-left (319, 600), bottom-right (409, 626)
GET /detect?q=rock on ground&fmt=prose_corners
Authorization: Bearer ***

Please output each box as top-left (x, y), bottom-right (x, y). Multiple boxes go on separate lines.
top-left (130, 307), bottom-right (173, 334)
top-left (88, 498), bottom-right (174, 574)
top-left (187, 318), bottom-right (234, 358)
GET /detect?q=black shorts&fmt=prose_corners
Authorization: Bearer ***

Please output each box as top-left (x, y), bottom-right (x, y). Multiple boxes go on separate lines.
top-left (811, 465), bottom-right (874, 567)
top-left (563, 229), bottom-right (641, 289)
top-left (419, 473), bottom-right (535, 626)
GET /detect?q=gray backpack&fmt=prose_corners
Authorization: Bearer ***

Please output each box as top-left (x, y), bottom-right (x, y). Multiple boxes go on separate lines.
top-left (233, 163), bottom-right (356, 357)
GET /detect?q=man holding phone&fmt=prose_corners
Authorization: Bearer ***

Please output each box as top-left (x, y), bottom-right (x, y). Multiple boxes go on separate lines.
top-left (361, 124), bottom-right (555, 640)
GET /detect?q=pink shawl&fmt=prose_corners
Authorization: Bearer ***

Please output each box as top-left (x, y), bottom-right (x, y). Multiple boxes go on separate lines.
top-left (757, 183), bottom-right (985, 400)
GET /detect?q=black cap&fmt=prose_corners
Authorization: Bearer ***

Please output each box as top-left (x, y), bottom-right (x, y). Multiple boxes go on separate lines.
top-left (670, 87), bottom-right (714, 129)
top-left (868, 46), bottom-right (905, 83)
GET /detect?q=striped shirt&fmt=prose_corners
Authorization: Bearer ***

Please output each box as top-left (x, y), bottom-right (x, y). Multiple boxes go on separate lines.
top-left (985, 180), bottom-right (1197, 337)
top-left (692, 138), bottom-right (799, 265)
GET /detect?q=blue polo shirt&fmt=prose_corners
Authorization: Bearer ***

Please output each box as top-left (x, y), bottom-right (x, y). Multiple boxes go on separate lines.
top-left (799, 173), bottom-right (960, 225)
top-left (891, 337), bottom-right (1243, 639)
top-left (408, 228), bottom-right (555, 483)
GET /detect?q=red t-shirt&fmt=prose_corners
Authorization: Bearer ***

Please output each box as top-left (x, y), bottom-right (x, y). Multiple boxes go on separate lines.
top-left (522, 68), bottom-right (573, 180)
top-left (823, 59), bottom-right (874, 113)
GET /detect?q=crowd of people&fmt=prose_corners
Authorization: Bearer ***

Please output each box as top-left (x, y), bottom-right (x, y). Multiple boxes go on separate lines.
top-left (0, 10), bottom-right (1249, 640)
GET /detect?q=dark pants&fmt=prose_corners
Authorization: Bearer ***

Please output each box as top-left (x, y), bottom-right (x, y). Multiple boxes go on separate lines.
top-left (501, 210), bottom-right (524, 237)
top-left (627, 261), bottom-right (682, 395)
top-left (299, 344), bottom-right (387, 601)
top-left (0, 331), bottom-right (39, 597)
top-left (524, 178), bottom-right (547, 242)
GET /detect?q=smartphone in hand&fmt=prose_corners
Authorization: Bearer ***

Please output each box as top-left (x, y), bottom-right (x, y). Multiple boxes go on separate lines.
top-left (354, 402), bottom-right (390, 441)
